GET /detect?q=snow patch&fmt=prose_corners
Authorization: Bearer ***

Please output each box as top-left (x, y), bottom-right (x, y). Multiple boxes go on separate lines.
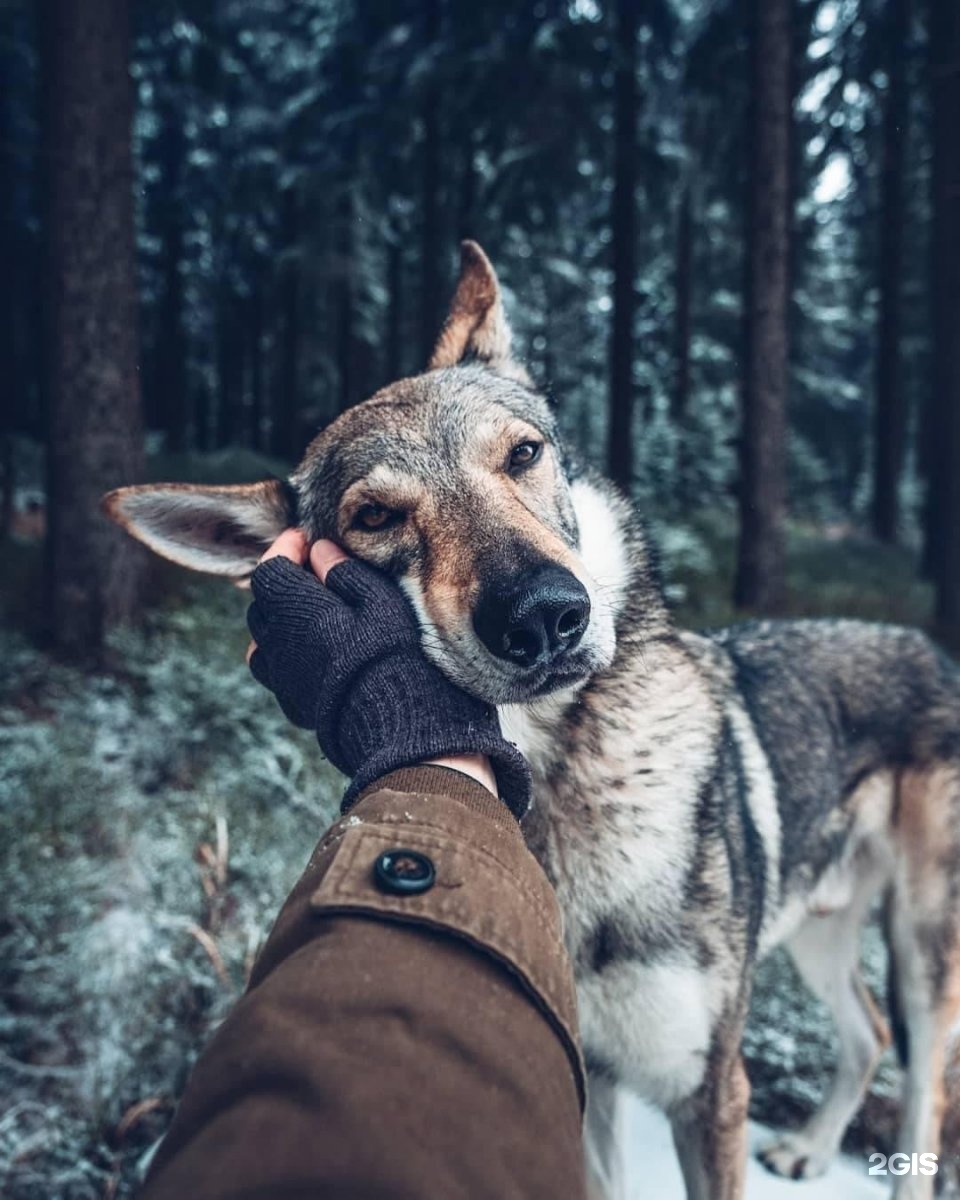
top-left (620, 1095), bottom-right (886, 1199)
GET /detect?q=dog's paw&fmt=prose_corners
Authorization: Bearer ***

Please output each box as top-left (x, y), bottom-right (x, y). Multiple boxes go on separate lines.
top-left (757, 1135), bottom-right (835, 1181)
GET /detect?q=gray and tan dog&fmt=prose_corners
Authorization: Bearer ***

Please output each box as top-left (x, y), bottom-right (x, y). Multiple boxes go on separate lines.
top-left (105, 242), bottom-right (960, 1199)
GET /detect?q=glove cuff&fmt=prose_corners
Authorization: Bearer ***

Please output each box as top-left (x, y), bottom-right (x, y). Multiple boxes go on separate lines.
top-left (341, 733), bottom-right (531, 820)
top-left (333, 653), bottom-right (532, 819)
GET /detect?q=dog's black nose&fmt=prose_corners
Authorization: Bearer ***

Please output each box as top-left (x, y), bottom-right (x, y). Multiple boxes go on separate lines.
top-left (474, 567), bottom-right (590, 668)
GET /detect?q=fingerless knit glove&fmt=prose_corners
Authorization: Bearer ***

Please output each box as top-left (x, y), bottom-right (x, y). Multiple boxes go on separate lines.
top-left (246, 555), bottom-right (531, 817)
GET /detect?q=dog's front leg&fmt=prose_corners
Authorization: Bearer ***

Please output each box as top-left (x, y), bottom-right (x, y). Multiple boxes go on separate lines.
top-left (669, 1053), bottom-right (750, 1200)
top-left (584, 1072), bottom-right (626, 1200)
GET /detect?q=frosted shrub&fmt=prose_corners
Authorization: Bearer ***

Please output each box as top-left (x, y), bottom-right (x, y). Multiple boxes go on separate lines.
top-left (0, 583), bottom-right (338, 1199)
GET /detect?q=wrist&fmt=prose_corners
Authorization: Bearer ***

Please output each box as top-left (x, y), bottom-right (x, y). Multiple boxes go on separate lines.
top-left (340, 732), bottom-right (531, 819)
top-left (426, 754), bottom-right (498, 798)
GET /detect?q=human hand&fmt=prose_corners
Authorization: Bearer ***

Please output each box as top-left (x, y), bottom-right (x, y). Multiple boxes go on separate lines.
top-left (245, 532), bottom-right (530, 816)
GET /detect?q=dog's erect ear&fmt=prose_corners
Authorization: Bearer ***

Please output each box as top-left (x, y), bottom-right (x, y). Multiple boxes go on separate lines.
top-left (101, 480), bottom-right (295, 578)
top-left (428, 240), bottom-right (533, 385)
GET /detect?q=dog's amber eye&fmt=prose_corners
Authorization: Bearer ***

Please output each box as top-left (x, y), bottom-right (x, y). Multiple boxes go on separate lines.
top-left (509, 441), bottom-right (542, 470)
top-left (354, 503), bottom-right (400, 531)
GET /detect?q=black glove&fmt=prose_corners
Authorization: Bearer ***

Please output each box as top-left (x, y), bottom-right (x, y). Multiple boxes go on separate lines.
top-left (246, 555), bottom-right (531, 817)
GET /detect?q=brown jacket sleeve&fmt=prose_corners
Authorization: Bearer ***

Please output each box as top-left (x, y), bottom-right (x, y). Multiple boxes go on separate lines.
top-left (140, 765), bottom-right (587, 1200)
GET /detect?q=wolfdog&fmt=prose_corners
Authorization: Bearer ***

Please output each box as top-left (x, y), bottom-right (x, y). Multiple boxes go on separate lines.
top-left (104, 242), bottom-right (960, 1199)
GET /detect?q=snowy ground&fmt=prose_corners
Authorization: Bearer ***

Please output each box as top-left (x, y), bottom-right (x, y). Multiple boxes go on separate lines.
top-left (621, 1096), bottom-right (886, 1199)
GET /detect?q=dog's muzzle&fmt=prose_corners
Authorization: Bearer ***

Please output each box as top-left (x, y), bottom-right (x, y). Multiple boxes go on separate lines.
top-left (473, 565), bottom-right (590, 670)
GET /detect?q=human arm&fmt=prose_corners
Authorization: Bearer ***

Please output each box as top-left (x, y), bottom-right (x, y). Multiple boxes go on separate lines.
top-left (140, 767), bottom-right (587, 1200)
top-left (139, 535), bottom-right (587, 1200)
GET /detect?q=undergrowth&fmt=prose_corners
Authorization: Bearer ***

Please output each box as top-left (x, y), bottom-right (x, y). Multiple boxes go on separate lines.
top-left (0, 564), bottom-right (336, 1199)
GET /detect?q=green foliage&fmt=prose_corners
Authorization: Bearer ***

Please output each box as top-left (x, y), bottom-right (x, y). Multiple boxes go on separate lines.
top-left (663, 511), bottom-right (933, 630)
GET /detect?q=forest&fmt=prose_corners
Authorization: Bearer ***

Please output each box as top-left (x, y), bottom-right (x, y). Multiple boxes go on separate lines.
top-left (1, 0), bottom-right (960, 1196)
top-left (0, 0), bottom-right (957, 649)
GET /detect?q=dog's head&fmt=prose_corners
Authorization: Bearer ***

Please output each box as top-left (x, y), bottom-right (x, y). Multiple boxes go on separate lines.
top-left (104, 243), bottom-right (624, 703)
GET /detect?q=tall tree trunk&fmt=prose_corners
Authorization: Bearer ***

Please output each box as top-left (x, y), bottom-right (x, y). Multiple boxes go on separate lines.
top-left (336, 170), bottom-right (357, 412)
top-left (193, 381), bottom-right (212, 453)
top-left (458, 133), bottom-right (478, 242)
top-left (672, 184), bottom-right (693, 426)
top-left (540, 282), bottom-right (555, 392)
top-left (418, 0), bottom-right (443, 365)
top-left (156, 95), bottom-right (188, 453)
top-left (386, 232), bottom-right (404, 382)
top-left (871, 0), bottom-right (909, 544)
top-left (336, 267), bottom-right (355, 413)
top-left (272, 186), bottom-right (300, 460)
top-left (248, 275), bottom-right (264, 451)
top-left (0, 51), bottom-right (24, 483)
top-left (673, 183), bottom-right (694, 501)
top-left (216, 292), bottom-right (243, 448)
top-left (734, 0), bottom-right (792, 613)
top-left (931, 0), bottom-right (960, 636)
top-left (42, 0), bottom-right (145, 654)
top-left (923, 0), bottom-right (957, 576)
top-left (0, 434), bottom-right (13, 540)
top-left (606, 0), bottom-right (639, 493)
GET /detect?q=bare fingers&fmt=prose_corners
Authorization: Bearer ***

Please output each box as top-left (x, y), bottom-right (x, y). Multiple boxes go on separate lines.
top-left (309, 539), bottom-right (350, 584)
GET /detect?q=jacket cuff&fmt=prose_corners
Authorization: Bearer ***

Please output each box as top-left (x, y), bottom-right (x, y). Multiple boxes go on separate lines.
top-left (312, 778), bottom-right (586, 1111)
top-left (353, 765), bottom-right (510, 823)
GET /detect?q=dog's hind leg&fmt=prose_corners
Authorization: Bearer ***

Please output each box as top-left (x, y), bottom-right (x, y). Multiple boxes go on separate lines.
top-left (584, 1072), bottom-right (626, 1200)
top-left (669, 1033), bottom-right (751, 1200)
top-left (885, 766), bottom-right (960, 1200)
top-left (758, 897), bottom-right (890, 1180)
top-left (886, 911), bottom-right (960, 1200)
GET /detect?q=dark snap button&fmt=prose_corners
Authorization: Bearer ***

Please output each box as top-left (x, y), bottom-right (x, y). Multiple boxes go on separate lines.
top-left (374, 849), bottom-right (435, 895)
